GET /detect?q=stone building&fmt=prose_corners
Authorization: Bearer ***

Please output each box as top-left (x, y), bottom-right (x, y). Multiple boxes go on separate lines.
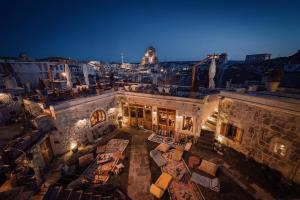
top-left (49, 92), bottom-right (118, 155)
top-left (215, 91), bottom-right (300, 184)
top-left (47, 89), bottom-right (300, 184)
top-left (48, 91), bottom-right (219, 155)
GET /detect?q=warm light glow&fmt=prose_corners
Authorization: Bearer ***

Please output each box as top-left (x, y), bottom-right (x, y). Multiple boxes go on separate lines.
top-left (108, 107), bottom-right (115, 114)
top-left (76, 119), bottom-right (87, 127)
top-left (61, 72), bottom-right (66, 77)
top-left (217, 135), bottom-right (223, 143)
top-left (70, 142), bottom-right (77, 150)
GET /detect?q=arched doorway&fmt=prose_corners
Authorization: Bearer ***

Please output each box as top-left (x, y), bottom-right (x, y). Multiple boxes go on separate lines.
top-left (90, 109), bottom-right (106, 127)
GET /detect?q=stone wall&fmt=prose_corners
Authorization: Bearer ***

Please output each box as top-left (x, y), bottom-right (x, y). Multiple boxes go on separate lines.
top-left (48, 91), bottom-right (218, 154)
top-left (49, 92), bottom-right (118, 155)
top-left (216, 97), bottom-right (300, 183)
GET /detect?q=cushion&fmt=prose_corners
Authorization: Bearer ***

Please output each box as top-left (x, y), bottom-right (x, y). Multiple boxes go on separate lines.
top-left (150, 150), bottom-right (167, 167)
top-left (155, 143), bottom-right (171, 153)
top-left (184, 142), bottom-right (193, 151)
top-left (78, 153), bottom-right (94, 167)
top-left (198, 160), bottom-right (218, 176)
top-left (155, 172), bottom-right (172, 190)
top-left (188, 156), bottom-right (200, 169)
top-left (172, 149), bottom-right (184, 161)
top-left (175, 145), bottom-right (184, 151)
top-left (191, 172), bottom-right (220, 192)
top-left (96, 145), bottom-right (106, 154)
top-left (150, 184), bottom-right (164, 199)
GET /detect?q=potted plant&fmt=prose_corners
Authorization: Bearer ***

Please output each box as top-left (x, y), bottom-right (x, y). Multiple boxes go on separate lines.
top-left (265, 68), bottom-right (283, 92)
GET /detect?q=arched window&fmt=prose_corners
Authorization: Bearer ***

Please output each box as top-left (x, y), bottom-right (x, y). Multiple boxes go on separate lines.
top-left (90, 109), bottom-right (106, 127)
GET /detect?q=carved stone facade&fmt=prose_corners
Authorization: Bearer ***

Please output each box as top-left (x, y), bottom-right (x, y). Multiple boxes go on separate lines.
top-left (48, 90), bottom-right (300, 183)
top-left (216, 96), bottom-right (300, 184)
top-left (49, 92), bottom-right (118, 155)
top-left (49, 91), bottom-right (219, 155)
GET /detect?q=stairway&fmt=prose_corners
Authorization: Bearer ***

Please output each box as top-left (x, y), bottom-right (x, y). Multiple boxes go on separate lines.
top-left (201, 111), bottom-right (218, 132)
top-left (198, 111), bottom-right (218, 150)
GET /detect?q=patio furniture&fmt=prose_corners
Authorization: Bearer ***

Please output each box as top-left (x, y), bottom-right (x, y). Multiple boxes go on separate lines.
top-left (198, 160), bottom-right (218, 176)
top-left (172, 146), bottom-right (184, 161)
top-left (97, 157), bottom-right (113, 165)
top-left (113, 163), bottom-right (125, 175)
top-left (150, 149), bottom-right (167, 167)
top-left (191, 172), bottom-right (220, 192)
top-left (188, 156), bottom-right (200, 169)
top-left (96, 145), bottom-right (106, 154)
top-left (79, 153), bottom-right (94, 168)
top-left (150, 172), bottom-right (173, 199)
top-left (184, 142), bottom-right (193, 151)
top-left (155, 143), bottom-right (171, 153)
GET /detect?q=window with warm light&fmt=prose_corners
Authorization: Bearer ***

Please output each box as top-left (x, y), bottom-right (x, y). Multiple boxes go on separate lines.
top-left (220, 123), bottom-right (243, 143)
top-left (274, 143), bottom-right (287, 157)
top-left (182, 116), bottom-right (193, 131)
top-left (90, 109), bottom-right (106, 127)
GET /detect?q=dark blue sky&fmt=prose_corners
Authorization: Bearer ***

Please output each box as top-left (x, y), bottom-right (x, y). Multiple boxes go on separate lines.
top-left (1, 0), bottom-right (300, 62)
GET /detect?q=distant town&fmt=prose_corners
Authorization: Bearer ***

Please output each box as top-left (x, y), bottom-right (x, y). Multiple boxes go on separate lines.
top-left (0, 46), bottom-right (300, 200)
top-left (1, 49), bottom-right (299, 95)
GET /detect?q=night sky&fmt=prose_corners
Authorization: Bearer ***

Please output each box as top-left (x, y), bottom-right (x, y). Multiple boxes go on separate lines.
top-left (1, 0), bottom-right (300, 62)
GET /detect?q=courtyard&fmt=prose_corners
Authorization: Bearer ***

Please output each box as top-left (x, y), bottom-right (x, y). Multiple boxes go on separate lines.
top-left (35, 127), bottom-right (298, 200)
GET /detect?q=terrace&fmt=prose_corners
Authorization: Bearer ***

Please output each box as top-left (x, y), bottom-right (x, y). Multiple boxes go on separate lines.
top-left (31, 127), bottom-right (277, 200)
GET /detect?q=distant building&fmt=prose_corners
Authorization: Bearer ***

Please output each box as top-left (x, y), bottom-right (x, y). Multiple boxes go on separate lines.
top-left (0, 61), bottom-right (66, 89)
top-left (245, 53), bottom-right (271, 64)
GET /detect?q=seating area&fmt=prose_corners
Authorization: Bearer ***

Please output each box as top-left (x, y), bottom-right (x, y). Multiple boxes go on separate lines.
top-left (191, 172), bottom-right (220, 192)
top-left (68, 139), bottom-right (129, 187)
top-left (150, 172), bottom-right (173, 199)
top-left (150, 149), bottom-right (167, 167)
top-left (148, 141), bottom-right (205, 199)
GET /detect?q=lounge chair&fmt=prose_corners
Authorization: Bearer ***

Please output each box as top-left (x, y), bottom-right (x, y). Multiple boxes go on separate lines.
top-left (150, 172), bottom-right (173, 199)
top-left (191, 172), bottom-right (220, 192)
top-left (150, 149), bottom-right (167, 167)
top-left (198, 160), bottom-right (218, 176)
top-left (172, 146), bottom-right (184, 161)
top-left (188, 156), bottom-right (200, 169)
top-left (155, 143), bottom-right (171, 153)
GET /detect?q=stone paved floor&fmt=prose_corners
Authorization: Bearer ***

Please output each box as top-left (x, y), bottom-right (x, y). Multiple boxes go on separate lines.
top-left (127, 133), bottom-right (153, 200)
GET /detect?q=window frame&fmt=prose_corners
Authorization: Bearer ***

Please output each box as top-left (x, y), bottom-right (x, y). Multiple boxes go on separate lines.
top-left (90, 109), bottom-right (106, 127)
top-left (273, 142), bottom-right (287, 157)
top-left (220, 123), bottom-right (243, 143)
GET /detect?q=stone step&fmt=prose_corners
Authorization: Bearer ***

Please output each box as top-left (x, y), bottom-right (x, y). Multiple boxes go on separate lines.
top-left (206, 119), bottom-right (217, 126)
top-left (201, 125), bottom-right (215, 132)
top-left (208, 116), bottom-right (217, 122)
top-left (203, 122), bottom-right (216, 131)
top-left (207, 115), bottom-right (218, 122)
